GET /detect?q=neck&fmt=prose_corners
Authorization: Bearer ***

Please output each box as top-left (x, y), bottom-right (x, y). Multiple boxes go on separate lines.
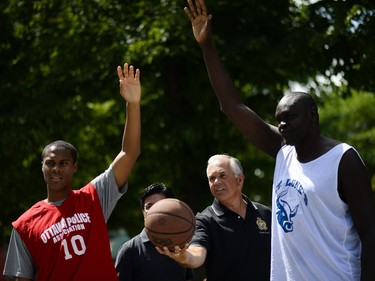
top-left (295, 136), bottom-right (339, 163)
top-left (47, 190), bottom-right (71, 203)
top-left (222, 197), bottom-right (247, 219)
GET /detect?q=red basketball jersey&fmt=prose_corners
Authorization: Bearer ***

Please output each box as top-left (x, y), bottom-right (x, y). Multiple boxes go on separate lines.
top-left (13, 183), bottom-right (118, 281)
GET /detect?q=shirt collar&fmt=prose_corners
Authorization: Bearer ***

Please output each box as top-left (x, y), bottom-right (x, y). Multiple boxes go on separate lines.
top-left (140, 228), bottom-right (150, 243)
top-left (211, 194), bottom-right (257, 216)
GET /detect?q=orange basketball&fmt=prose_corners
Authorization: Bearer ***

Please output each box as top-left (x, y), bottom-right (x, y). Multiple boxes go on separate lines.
top-left (144, 198), bottom-right (195, 250)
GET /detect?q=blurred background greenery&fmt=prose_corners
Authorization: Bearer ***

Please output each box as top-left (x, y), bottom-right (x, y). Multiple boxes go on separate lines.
top-left (1, 0), bottom-right (374, 254)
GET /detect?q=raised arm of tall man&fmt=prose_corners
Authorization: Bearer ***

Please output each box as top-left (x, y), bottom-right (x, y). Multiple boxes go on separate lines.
top-left (184, 0), bottom-right (282, 158)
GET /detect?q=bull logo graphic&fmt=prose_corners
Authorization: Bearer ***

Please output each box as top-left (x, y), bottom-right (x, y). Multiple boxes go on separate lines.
top-left (276, 189), bottom-right (299, 233)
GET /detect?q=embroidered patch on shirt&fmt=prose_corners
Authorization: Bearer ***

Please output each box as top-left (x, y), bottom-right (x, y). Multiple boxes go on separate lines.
top-left (256, 217), bottom-right (269, 233)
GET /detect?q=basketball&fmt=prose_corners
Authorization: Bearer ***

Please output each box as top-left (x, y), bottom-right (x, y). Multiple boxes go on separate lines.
top-left (144, 198), bottom-right (195, 250)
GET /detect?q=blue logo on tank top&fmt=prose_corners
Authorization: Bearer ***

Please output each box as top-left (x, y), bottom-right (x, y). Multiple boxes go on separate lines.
top-left (275, 179), bottom-right (308, 233)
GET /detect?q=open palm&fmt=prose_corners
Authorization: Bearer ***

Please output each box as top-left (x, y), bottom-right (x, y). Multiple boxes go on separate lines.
top-left (184, 0), bottom-right (212, 45)
top-left (117, 63), bottom-right (141, 104)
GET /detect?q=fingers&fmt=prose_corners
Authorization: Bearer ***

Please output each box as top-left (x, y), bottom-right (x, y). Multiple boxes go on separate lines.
top-left (198, 0), bottom-right (207, 16)
top-left (117, 65), bottom-right (123, 80)
top-left (155, 246), bottom-right (171, 256)
top-left (126, 65), bottom-right (140, 81)
top-left (184, 7), bottom-right (194, 21)
top-left (188, 0), bottom-right (197, 17)
top-left (173, 245), bottom-right (181, 256)
top-left (118, 63), bottom-right (140, 80)
top-left (155, 246), bottom-right (163, 255)
top-left (155, 245), bottom-right (182, 258)
top-left (135, 68), bottom-right (140, 80)
top-left (124, 63), bottom-right (133, 78)
top-left (184, 0), bottom-right (207, 19)
top-left (195, 0), bottom-right (202, 15)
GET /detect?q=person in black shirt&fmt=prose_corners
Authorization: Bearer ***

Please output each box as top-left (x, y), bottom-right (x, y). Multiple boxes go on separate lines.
top-left (115, 183), bottom-right (194, 281)
top-left (158, 154), bottom-right (271, 281)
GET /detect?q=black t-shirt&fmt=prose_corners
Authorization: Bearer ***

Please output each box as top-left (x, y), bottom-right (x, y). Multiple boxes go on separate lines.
top-left (115, 229), bottom-right (194, 281)
top-left (190, 195), bottom-right (271, 281)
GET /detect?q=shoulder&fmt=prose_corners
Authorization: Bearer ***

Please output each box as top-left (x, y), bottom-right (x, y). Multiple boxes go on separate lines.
top-left (91, 165), bottom-right (114, 185)
top-left (335, 143), bottom-right (365, 173)
top-left (340, 144), bottom-right (361, 160)
top-left (123, 234), bottom-right (141, 248)
top-left (249, 200), bottom-right (271, 219)
top-left (319, 137), bottom-right (342, 156)
top-left (196, 204), bottom-right (221, 220)
top-left (339, 145), bottom-right (366, 176)
top-left (77, 182), bottom-right (96, 194)
top-left (116, 234), bottom-right (140, 256)
top-left (13, 200), bottom-right (49, 227)
top-left (244, 195), bottom-right (270, 213)
top-left (252, 201), bottom-right (271, 212)
top-left (194, 205), bottom-right (219, 229)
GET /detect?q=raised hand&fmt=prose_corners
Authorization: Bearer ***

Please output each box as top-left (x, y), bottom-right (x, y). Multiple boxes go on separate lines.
top-left (117, 63), bottom-right (141, 104)
top-left (184, 0), bottom-right (212, 46)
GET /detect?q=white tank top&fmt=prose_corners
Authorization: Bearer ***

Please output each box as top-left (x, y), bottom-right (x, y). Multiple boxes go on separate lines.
top-left (271, 143), bottom-right (361, 281)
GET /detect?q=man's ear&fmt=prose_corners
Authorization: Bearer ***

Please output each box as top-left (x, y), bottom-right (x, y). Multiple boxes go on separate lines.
top-left (310, 106), bottom-right (319, 122)
top-left (142, 210), bottom-right (147, 219)
top-left (73, 162), bottom-right (78, 173)
top-left (237, 173), bottom-right (245, 185)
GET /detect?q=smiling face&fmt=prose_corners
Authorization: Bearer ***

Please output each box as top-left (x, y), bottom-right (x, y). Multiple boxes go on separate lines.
top-left (42, 145), bottom-right (78, 202)
top-left (206, 155), bottom-right (244, 205)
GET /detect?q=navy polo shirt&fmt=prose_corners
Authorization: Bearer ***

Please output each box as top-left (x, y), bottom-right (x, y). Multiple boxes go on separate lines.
top-left (190, 195), bottom-right (271, 281)
top-left (115, 229), bottom-right (194, 281)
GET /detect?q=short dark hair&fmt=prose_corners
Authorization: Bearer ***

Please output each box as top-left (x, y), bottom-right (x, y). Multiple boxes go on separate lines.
top-left (287, 91), bottom-right (318, 112)
top-left (42, 140), bottom-right (78, 163)
top-left (139, 183), bottom-right (175, 209)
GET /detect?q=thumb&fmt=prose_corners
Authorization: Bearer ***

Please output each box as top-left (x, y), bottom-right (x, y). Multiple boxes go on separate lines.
top-left (206, 15), bottom-right (213, 29)
top-left (205, 15), bottom-right (213, 33)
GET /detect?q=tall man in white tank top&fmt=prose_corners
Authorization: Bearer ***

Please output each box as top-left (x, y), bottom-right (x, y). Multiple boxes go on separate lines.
top-left (183, 0), bottom-right (375, 280)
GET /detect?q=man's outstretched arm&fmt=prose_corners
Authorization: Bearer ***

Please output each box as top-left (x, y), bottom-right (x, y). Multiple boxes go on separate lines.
top-left (112, 63), bottom-right (141, 189)
top-left (184, 0), bottom-right (282, 158)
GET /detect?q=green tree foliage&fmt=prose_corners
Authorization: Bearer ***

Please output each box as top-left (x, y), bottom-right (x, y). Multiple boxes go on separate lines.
top-left (1, 0), bottom-right (374, 245)
top-left (320, 90), bottom-right (375, 178)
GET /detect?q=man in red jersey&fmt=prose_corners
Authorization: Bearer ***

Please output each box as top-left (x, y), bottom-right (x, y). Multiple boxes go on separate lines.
top-left (3, 63), bottom-right (141, 281)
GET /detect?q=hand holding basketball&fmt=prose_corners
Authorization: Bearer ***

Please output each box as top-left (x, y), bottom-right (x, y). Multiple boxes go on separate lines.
top-left (144, 198), bottom-right (195, 250)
